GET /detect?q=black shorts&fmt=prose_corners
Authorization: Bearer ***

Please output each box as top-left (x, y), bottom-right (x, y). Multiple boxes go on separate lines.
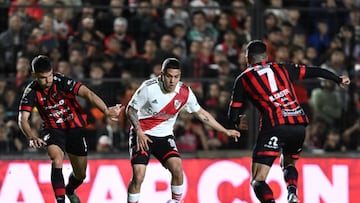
top-left (40, 128), bottom-right (88, 156)
top-left (253, 125), bottom-right (305, 166)
top-left (129, 131), bottom-right (180, 166)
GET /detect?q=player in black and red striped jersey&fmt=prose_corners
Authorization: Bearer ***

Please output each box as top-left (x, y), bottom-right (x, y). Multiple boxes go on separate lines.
top-left (18, 55), bottom-right (122, 203)
top-left (228, 40), bottom-right (350, 203)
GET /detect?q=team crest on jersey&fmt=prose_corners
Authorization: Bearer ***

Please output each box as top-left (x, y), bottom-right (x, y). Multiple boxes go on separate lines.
top-left (174, 100), bottom-right (182, 110)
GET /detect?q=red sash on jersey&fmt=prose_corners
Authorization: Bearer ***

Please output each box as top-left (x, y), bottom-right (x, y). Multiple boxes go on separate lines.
top-left (139, 84), bottom-right (190, 131)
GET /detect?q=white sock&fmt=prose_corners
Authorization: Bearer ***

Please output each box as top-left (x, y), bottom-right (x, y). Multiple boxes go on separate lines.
top-left (171, 184), bottom-right (184, 201)
top-left (128, 193), bottom-right (140, 203)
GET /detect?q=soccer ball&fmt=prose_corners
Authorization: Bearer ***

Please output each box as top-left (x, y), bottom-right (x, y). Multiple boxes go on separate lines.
top-left (166, 200), bottom-right (181, 203)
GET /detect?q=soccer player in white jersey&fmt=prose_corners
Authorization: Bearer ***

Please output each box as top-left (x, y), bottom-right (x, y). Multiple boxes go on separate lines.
top-left (126, 58), bottom-right (240, 203)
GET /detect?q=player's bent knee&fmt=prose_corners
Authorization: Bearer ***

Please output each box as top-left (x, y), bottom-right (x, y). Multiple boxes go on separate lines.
top-left (78, 174), bottom-right (86, 180)
top-left (169, 164), bottom-right (183, 174)
top-left (282, 156), bottom-right (296, 168)
top-left (50, 158), bottom-right (63, 167)
top-left (132, 173), bottom-right (145, 184)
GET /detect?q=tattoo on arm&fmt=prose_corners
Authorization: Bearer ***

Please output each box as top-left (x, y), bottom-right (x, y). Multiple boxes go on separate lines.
top-left (201, 112), bottom-right (210, 122)
top-left (127, 106), bottom-right (141, 130)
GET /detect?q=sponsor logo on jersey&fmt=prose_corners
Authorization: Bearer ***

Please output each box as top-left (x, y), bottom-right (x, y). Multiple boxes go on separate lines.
top-left (43, 133), bottom-right (50, 141)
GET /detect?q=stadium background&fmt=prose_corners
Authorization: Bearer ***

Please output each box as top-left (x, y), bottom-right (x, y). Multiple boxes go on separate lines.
top-left (0, 0), bottom-right (359, 202)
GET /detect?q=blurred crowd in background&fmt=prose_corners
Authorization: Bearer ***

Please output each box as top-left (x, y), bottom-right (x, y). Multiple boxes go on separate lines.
top-left (0, 0), bottom-right (359, 154)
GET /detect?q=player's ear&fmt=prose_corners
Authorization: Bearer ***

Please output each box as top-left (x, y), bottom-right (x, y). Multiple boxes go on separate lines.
top-left (160, 71), bottom-right (165, 80)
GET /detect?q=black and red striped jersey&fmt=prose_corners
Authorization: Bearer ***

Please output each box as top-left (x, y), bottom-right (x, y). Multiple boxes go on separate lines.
top-left (19, 73), bottom-right (87, 129)
top-left (228, 61), bottom-right (342, 130)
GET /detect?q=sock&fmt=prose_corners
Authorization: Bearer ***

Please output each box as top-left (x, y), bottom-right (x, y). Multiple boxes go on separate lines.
top-left (283, 165), bottom-right (298, 194)
top-left (251, 181), bottom-right (275, 203)
top-left (128, 193), bottom-right (140, 203)
top-left (65, 173), bottom-right (83, 195)
top-left (171, 184), bottom-right (184, 201)
top-left (51, 168), bottom-right (65, 203)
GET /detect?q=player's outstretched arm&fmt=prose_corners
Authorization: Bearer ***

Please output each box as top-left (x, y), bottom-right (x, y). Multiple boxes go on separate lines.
top-left (193, 108), bottom-right (241, 142)
top-left (303, 66), bottom-right (351, 86)
top-left (78, 85), bottom-right (122, 121)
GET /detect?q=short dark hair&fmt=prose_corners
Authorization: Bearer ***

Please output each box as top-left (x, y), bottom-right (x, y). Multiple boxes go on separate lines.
top-left (31, 55), bottom-right (52, 73)
top-left (245, 40), bottom-right (267, 57)
top-left (191, 10), bottom-right (207, 20)
top-left (161, 58), bottom-right (181, 72)
top-left (54, 0), bottom-right (65, 6)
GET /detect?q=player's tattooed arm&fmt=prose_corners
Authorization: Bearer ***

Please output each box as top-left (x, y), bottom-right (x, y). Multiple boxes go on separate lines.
top-left (194, 108), bottom-right (222, 129)
top-left (198, 111), bottom-right (210, 123)
top-left (126, 105), bottom-right (153, 150)
top-left (193, 107), bottom-right (241, 142)
top-left (126, 106), bottom-right (141, 131)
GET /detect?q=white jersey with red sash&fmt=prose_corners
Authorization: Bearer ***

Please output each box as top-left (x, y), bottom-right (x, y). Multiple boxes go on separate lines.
top-left (128, 77), bottom-right (201, 137)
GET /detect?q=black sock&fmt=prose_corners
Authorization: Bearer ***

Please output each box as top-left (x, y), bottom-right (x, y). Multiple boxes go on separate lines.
top-left (284, 165), bottom-right (298, 194)
top-left (51, 168), bottom-right (65, 203)
top-left (65, 173), bottom-right (84, 195)
top-left (252, 181), bottom-right (275, 203)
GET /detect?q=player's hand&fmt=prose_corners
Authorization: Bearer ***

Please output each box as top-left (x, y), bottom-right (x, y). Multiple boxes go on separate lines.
top-left (339, 76), bottom-right (350, 88)
top-left (225, 129), bottom-right (241, 142)
top-left (136, 130), bottom-right (153, 151)
top-left (106, 104), bottom-right (123, 121)
top-left (29, 137), bottom-right (46, 148)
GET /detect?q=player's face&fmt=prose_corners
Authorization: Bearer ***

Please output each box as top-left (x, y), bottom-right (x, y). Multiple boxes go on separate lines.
top-left (161, 68), bottom-right (181, 93)
top-left (33, 70), bottom-right (53, 90)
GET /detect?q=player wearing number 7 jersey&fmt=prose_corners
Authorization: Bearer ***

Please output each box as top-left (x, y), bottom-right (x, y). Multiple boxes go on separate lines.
top-left (228, 40), bottom-right (350, 203)
top-left (126, 58), bottom-right (240, 203)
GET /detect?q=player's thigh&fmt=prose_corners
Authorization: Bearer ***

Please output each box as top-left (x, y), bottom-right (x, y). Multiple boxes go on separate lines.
top-left (251, 162), bottom-right (272, 181)
top-left (151, 135), bottom-right (180, 166)
top-left (65, 128), bottom-right (88, 156)
top-left (41, 128), bottom-right (66, 153)
top-left (67, 153), bottom-right (87, 178)
top-left (129, 131), bottom-right (151, 165)
top-left (164, 156), bottom-right (183, 174)
top-left (41, 129), bottom-right (66, 166)
top-left (132, 164), bottom-right (147, 182)
top-left (47, 145), bottom-right (65, 167)
top-left (280, 154), bottom-right (297, 168)
top-left (252, 128), bottom-right (280, 166)
top-left (280, 125), bottom-right (306, 158)
top-left (65, 128), bottom-right (88, 178)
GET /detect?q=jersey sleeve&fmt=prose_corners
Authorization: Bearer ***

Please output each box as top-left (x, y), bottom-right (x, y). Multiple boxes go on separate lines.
top-left (303, 66), bottom-right (342, 83)
top-left (228, 75), bottom-right (248, 125)
top-left (127, 82), bottom-right (149, 111)
top-left (283, 63), bottom-right (342, 83)
top-left (183, 87), bottom-right (201, 113)
top-left (56, 74), bottom-right (82, 95)
top-left (19, 84), bottom-right (36, 112)
top-left (283, 63), bottom-right (306, 81)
